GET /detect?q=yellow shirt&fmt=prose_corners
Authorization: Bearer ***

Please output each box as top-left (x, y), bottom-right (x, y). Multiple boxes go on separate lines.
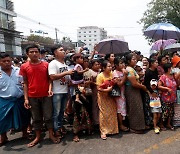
top-left (96, 72), bottom-right (113, 86)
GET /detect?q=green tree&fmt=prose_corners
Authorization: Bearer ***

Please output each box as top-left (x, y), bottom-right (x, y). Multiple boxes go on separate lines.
top-left (139, 0), bottom-right (180, 30)
top-left (27, 34), bottom-right (54, 45)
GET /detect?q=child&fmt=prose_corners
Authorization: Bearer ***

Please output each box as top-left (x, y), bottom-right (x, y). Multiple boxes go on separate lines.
top-left (149, 79), bottom-right (162, 134)
top-left (135, 61), bottom-right (145, 84)
top-left (113, 58), bottom-right (128, 131)
top-left (71, 53), bottom-right (88, 104)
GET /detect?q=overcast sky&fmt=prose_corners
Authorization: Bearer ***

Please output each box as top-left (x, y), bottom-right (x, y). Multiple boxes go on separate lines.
top-left (13, 0), bottom-right (152, 56)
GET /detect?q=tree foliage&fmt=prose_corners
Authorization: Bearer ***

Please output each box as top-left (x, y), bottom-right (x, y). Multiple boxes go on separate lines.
top-left (139, 0), bottom-right (180, 30)
top-left (27, 34), bottom-right (54, 45)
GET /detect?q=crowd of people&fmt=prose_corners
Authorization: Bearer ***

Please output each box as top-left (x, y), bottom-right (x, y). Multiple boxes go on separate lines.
top-left (0, 44), bottom-right (180, 147)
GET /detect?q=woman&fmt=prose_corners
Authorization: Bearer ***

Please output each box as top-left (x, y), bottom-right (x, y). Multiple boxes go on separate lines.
top-left (113, 57), bottom-right (128, 131)
top-left (105, 54), bottom-right (115, 70)
top-left (157, 55), bottom-right (168, 77)
top-left (158, 63), bottom-right (177, 130)
top-left (125, 53), bottom-right (148, 133)
top-left (143, 58), bottom-right (159, 126)
top-left (171, 55), bottom-right (180, 127)
top-left (96, 60), bottom-right (119, 139)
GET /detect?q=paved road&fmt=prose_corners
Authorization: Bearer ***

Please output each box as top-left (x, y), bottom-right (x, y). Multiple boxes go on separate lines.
top-left (0, 127), bottom-right (180, 154)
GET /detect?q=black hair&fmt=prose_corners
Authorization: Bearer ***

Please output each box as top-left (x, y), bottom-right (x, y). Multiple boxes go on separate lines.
top-left (101, 60), bottom-right (110, 71)
top-left (158, 55), bottom-right (165, 64)
top-left (105, 54), bottom-right (110, 60)
top-left (124, 53), bottom-right (134, 65)
top-left (72, 53), bottom-right (82, 62)
top-left (40, 49), bottom-right (48, 54)
top-left (51, 45), bottom-right (63, 55)
top-left (148, 58), bottom-right (157, 67)
top-left (26, 44), bottom-right (40, 54)
top-left (163, 63), bottom-right (172, 73)
top-left (0, 53), bottom-right (11, 59)
top-left (91, 59), bottom-right (100, 66)
top-left (114, 57), bottom-right (124, 66)
top-left (149, 53), bottom-right (158, 59)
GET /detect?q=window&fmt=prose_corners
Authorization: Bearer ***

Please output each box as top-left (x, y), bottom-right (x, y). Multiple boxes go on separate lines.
top-left (0, 0), bottom-right (6, 8)
top-left (0, 12), bottom-right (8, 29)
top-left (78, 36), bottom-right (81, 38)
top-left (89, 39), bottom-right (91, 41)
top-left (84, 35), bottom-right (86, 37)
top-left (84, 31), bottom-right (86, 33)
top-left (89, 35), bottom-right (91, 37)
top-left (94, 39), bottom-right (96, 41)
top-left (89, 44), bottom-right (91, 46)
top-left (84, 40), bottom-right (86, 41)
top-left (89, 31), bottom-right (91, 33)
top-left (94, 31), bottom-right (96, 33)
top-left (94, 35), bottom-right (96, 37)
top-left (79, 32), bottom-right (81, 33)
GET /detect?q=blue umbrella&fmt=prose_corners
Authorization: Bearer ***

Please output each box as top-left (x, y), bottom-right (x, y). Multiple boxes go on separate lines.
top-left (144, 23), bottom-right (180, 40)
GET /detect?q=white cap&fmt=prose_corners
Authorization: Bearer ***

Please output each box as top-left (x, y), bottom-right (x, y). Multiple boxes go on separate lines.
top-left (150, 79), bottom-right (157, 86)
top-left (136, 61), bottom-right (143, 69)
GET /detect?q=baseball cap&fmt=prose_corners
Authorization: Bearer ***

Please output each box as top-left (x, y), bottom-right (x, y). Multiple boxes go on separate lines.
top-left (150, 79), bottom-right (158, 86)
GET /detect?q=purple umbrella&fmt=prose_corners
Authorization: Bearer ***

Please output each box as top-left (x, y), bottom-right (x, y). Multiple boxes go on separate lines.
top-left (151, 39), bottom-right (177, 51)
top-left (96, 38), bottom-right (129, 54)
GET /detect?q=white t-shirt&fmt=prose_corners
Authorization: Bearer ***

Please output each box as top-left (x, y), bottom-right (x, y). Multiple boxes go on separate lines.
top-left (48, 59), bottom-right (70, 94)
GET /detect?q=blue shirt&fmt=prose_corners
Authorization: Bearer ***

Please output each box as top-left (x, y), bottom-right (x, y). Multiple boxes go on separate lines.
top-left (0, 66), bottom-right (23, 98)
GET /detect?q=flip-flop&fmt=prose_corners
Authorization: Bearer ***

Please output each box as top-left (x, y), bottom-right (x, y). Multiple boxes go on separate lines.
top-left (27, 141), bottom-right (39, 148)
top-left (50, 138), bottom-right (60, 144)
top-left (166, 126), bottom-right (175, 131)
top-left (120, 127), bottom-right (129, 132)
top-left (100, 134), bottom-right (107, 140)
top-left (73, 136), bottom-right (80, 142)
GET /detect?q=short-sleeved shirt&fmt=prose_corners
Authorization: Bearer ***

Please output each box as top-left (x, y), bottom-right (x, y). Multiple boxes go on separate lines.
top-left (71, 64), bottom-right (84, 84)
top-left (159, 74), bottom-right (177, 103)
top-left (0, 66), bottom-right (23, 98)
top-left (96, 72), bottom-right (113, 86)
top-left (126, 66), bottom-right (139, 86)
top-left (149, 90), bottom-right (161, 108)
top-left (19, 61), bottom-right (49, 97)
top-left (48, 59), bottom-right (69, 94)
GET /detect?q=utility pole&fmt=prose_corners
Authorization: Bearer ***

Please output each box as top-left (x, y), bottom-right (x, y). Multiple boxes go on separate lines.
top-left (55, 28), bottom-right (58, 44)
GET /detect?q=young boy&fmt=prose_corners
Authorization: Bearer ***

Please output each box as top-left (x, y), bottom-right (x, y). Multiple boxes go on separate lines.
top-left (20, 44), bottom-right (60, 147)
top-left (149, 79), bottom-right (162, 134)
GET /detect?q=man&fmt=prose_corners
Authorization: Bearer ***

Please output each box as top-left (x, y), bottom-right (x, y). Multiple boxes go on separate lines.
top-left (20, 44), bottom-right (59, 147)
top-left (48, 45), bottom-right (74, 137)
top-left (0, 53), bottom-right (29, 146)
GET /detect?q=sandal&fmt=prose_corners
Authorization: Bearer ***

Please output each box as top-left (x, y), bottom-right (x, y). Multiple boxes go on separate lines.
top-left (166, 126), bottom-right (175, 131)
top-left (154, 128), bottom-right (160, 134)
top-left (73, 135), bottom-right (80, 142)
top-left (130, 129), bottom-right (144, 134)
top-left (100, 134), bottom-right (107, 140)
top-left (50, 137), bottom-right (60, 144)
top-left (120, 126), bottom-right (129, 132)
top-left (60, 126), bottom-right (67, 135)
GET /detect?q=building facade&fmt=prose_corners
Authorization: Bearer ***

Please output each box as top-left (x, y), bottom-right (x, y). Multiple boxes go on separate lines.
top-left (0, 0), bottom-right (22, 55)
top-left (77, 26), bottom-right (107, 51)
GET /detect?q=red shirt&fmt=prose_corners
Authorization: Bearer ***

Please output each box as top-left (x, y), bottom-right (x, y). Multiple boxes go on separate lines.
top-left (20, 61), bottom-right (49, 97)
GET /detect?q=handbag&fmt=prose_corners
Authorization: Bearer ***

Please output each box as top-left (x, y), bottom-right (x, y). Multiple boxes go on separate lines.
top-left (85, 87), bottom-right (93, 96)
top-left (109, 84), bottom-right (121, 97)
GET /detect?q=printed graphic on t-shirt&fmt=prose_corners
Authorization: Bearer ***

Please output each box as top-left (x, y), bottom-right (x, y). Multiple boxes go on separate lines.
top-left (59, 67), bottom-right (68, 85)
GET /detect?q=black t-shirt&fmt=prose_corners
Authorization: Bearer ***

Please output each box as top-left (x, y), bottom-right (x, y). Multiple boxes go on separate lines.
top-left (144, 68), bottom-right (159, 93)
